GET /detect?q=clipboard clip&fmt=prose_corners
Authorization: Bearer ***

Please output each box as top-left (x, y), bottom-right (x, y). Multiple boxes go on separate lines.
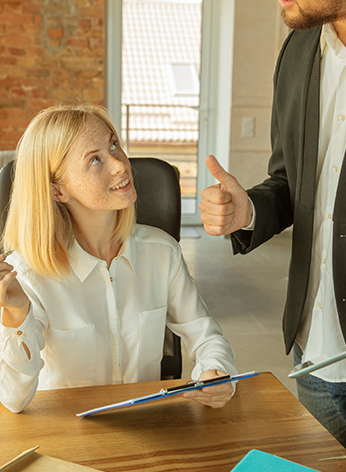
top-left (160, 374), bottom-right (231, 394)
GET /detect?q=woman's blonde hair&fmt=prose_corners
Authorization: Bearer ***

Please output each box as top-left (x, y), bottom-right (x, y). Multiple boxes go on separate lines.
top-left (2, 103), bottom-right (135, 279)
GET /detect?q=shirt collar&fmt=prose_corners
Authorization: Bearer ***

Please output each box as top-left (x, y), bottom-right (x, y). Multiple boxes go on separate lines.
top-left (320, 23), bottom-right (346, 59)
top-left (69, 230), bottom-right (136, 283)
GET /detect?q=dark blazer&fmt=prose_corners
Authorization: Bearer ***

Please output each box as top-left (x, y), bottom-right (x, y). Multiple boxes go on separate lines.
top-left (232, 26), bottom-right (346, 354)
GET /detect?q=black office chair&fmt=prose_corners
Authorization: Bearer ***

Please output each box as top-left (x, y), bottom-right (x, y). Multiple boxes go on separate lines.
top-left (0, 157), bottom-right (182, 380)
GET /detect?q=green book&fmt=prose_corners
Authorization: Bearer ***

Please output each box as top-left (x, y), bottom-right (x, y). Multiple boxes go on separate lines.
top-left (231, 450), bottom-right (319, 471)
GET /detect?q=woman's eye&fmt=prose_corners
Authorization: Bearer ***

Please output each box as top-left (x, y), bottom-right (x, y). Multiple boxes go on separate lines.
top-left (110, 141), bottom-right (118, 151)
top-left (91, 156), bottom-right (101, 166)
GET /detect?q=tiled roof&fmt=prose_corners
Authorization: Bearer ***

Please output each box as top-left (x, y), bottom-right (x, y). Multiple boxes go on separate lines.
top-left (121, 0), bottom-right (202, 143)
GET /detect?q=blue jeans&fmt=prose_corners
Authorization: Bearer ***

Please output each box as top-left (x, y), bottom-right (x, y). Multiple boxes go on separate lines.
top-left (294, 344), bottom-right (346, 448)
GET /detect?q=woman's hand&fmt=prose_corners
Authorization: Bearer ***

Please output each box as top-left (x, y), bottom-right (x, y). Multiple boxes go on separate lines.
top-left (0, 255), bottom-right (30, 327)
top-left (182, 369), bottom-right (234, 409)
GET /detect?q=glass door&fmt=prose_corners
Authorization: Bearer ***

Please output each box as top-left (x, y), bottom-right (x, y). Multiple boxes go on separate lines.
top-left (105, 0), bottom-right (234, 226)
top-left (120, 0), bottom-right (203, 222)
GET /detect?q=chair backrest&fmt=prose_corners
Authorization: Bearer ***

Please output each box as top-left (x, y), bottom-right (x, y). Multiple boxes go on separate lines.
top-left (0, 157), bottom-right (182, 380)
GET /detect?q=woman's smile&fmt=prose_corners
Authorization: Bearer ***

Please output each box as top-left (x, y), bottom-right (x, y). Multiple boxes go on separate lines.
top-left (110, 177), bottom-right (131, 191)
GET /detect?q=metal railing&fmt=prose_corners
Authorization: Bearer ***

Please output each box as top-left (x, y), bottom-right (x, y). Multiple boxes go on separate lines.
top-left (121, 103), bottom-right (199, 155)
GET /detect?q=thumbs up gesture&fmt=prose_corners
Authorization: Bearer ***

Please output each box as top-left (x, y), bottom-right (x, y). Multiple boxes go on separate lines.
top-left (199, 155), bottom-right (253, 236)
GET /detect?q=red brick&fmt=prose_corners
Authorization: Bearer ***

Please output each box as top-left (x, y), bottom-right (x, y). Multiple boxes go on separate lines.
top-left (0, 78), bottom-right (21, 88)
top-left (0, 13), bottom-right (34, 24)
top-left (17, 56), bottom-right (37, 67)
top-left (79, 19), bottom-right (91, 29)
top-left (7, 108), bottom-right (31, 119)
top-left (23, 4), bottom-right (41, 15)
top-left (79, 7), bottom-right (102, 18)
top-left (0, 56), bottom-right (17, 65)
top-left (4, 2), bottom-right (23, 14)
top-left (3, 34), bottom-right (33, 47)
top-left (66, 38), bottom-right (88, 48)
top-left (0, 97), bottom-right (26, 108)
top-left (31, 88), bottom-right (48, 98)
top-left (83, 88), bottom-right (103, 100)
top-left (8, 47), bottom-right (26, 56)
top-left (47, 27), bottom-right (63, 38)
top-left (89, 38), bottom-right (103, 49)
top-left (92, 78), bottom-right (103, 89)
top-left (29, 99), bottom-right (55, 110)
top-left (11, 89), bottom-right (28, 97)
top-left (3, 129), bottom-right (23, 143)
top-left (0, 0), bottom-right (105, 150)
top-left (27, 69), bottom-right (51, 78)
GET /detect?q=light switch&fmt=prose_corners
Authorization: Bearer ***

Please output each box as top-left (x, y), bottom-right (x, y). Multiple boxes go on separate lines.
top-left (241, 117), bottom-right (255, 138)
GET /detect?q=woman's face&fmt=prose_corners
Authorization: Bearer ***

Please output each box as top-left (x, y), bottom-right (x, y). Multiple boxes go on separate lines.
top-left (53, 114), bottom-right (137, 215)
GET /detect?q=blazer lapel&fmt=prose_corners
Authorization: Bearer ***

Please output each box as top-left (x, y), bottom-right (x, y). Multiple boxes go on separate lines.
top-left (299, 45), bottom-right (321, 210)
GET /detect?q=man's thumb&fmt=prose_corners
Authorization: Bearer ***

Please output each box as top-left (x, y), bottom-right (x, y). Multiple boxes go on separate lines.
top-left (206, 155), bottom-right (233, 189)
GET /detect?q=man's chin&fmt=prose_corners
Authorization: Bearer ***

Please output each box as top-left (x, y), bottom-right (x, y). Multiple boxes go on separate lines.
top-left (281, 10), bottom-right (324, 30)
top-left (281, 6), bottom-right (346, 31)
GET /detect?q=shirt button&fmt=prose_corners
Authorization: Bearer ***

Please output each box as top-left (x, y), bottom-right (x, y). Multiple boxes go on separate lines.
top-left (333, 165), bottom-right (338, 173)
top-left (16, 330), bottom-right (23, 336)
top-left (318, 302), bottom-right (322, 309)
top-left (110, 277), bottom-right (114, 282)
top-left (328, 213), bottom-right (332, 220)
top-left (338, 115), bottom-right (345, 122)
top-left (323, 258), bottom-right (326, 264)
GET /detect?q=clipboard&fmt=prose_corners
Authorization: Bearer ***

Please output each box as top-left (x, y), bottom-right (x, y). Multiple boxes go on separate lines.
top-left (289, 344), bottom-right (346, 379)
top-left (76, 371), bottom-right (259, 417)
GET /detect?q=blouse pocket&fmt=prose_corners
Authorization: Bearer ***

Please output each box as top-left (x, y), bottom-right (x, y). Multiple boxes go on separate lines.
top-left (138, 306), bottom-right (167, 381)
top-left (39, 324), bottom-right (97, 389)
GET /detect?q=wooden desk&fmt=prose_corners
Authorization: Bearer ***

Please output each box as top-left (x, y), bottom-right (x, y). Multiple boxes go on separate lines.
top-left (1, 372), bottom-right (345, 472)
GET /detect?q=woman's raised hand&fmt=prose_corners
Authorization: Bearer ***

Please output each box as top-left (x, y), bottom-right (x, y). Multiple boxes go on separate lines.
top-left (0, 254), bottom-right (30, 328)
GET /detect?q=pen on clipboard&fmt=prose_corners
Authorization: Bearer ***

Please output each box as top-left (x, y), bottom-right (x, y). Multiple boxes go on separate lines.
top-left (161, 372), bottom-right (259, 394)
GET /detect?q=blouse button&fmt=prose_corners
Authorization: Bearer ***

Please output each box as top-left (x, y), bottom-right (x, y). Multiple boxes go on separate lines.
top-left (338, 115), bottom-right (345, 122)
top-left (16, 330), bottom-right (23, 336)
top-left (110, 277), bottom-right (114, 282)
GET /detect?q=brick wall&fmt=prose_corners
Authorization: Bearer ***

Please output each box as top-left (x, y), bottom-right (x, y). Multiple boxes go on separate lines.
top-left (0, 0), bottom-right (105, 150)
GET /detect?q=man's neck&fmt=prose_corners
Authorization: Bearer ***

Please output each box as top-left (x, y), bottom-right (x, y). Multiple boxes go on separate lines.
top-left (332, 19), bottom-right (346, 46)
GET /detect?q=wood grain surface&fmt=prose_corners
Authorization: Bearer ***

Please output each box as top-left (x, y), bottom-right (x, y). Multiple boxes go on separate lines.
top-left (1, 372), bottom-right (345, 471)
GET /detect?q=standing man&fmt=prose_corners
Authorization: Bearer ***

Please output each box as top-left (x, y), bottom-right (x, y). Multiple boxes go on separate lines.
top-left (199, 1), bottom-right (346, 448)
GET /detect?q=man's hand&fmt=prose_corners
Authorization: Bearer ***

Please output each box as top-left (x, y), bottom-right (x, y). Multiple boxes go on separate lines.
top-left (182, 370), bottom-right (234, 409)
top-left (199, 155), bottom-right (253, 236)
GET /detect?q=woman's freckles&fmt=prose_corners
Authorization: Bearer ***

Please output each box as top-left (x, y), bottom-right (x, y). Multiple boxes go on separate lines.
top-left (59, 114), bottom-right (136, 212)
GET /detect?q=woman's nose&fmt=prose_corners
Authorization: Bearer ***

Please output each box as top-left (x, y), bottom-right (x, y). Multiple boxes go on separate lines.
top-left (107, 152), bottom-right (128, 174)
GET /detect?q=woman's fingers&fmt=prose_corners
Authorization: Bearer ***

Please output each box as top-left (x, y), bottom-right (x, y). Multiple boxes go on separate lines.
top-left (182, 370), bottom-right (234, 409)
top-left (0, 270), bottom-right (17, 303)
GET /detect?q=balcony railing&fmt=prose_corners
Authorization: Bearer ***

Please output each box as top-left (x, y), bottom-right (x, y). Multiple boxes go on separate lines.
top-left (121, 103), bottom-right (199, 198)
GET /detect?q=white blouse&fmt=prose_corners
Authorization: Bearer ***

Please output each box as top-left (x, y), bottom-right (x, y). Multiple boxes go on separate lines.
top-left (0, 224), bottom-right (236, 412)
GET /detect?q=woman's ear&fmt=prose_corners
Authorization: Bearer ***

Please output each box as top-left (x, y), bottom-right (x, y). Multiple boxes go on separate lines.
top-left (51, 183), bottom-right (69, 203)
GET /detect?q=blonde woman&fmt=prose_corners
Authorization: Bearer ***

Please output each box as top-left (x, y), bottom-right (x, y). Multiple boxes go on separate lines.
top-left (0, 104), bottom-right (237, 413)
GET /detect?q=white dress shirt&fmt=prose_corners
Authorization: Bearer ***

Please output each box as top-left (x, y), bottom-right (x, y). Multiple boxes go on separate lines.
top-left (295, 24), bottom-right (346, 382)
top-left (0, 224), bottom-right (237, 413)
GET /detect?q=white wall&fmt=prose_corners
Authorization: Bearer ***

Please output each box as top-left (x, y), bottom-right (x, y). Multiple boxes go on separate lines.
top-left (229, 0), bottom-right (289, 189)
